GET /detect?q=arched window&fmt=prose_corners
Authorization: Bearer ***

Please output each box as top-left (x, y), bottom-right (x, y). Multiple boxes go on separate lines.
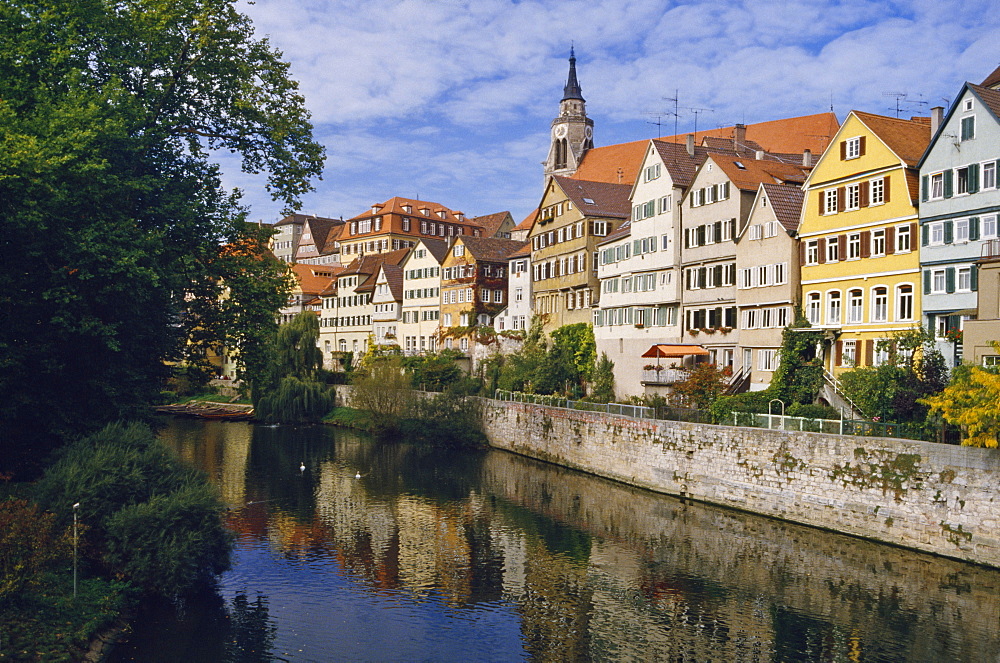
top-left (896, 284), bottom-right (914, 321)
top-left (848, 289), bottom-right (864, 323)
top-left (807, 292), bottom-right (821, 325)
top-left (826, 291), bottom-right (842, 325)
top-left (872, 287), bottom-right (888, 322)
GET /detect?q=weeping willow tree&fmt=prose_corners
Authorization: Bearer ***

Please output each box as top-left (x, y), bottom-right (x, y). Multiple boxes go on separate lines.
top-left (253, 312), bottom-right (333, 423)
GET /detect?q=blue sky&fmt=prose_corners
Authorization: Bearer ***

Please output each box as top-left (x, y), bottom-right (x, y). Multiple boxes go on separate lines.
top-left (224, 0), bottom-right (1000, 226)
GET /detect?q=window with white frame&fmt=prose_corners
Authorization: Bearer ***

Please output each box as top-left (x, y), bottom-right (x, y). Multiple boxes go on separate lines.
top-left (873, 341), bottom-right (890, 367)
top-left (958, 267), bottom-right (972, 292)
top-left (896, 284), bottom-right (913, 320)
top-left (896, 224), bottom-right (911, 252)
top-left (806, 240), bottom-right (819, 265)
top-left (870, 177), bottom-right (885, 205)
top-left (845, 137), bottom-right (862, 159)
top-left (984, 356), bottom-right (1000, 368)
top-left (872, 287), bottom-right (888, 322)
top-left (827, 291), bottom-right (842, 325)
top-left (842, 340), bottom-right (857, 367)
top-left (659, 196), bottom-right (671, 213)
top-left (827, 237), bottom-right (839, 262)
top-left (848, 233), bottom-right (861, 259)
top-left (807, 292), bottom-right (821, 325)
top-left (931, 268), bottom-right (946, 293)
top-left (758, 349), bottom-right (778, 371)
top-left (929, 222), bottom-right (945, 245)
top-left (956, 218), bottom-right (970, 243)
top-left (983, 161), bottom-right (997, 190)
top-left (872, 229), bottom-right (886, 256)
top-left (846, 184), bottom-right (860, 210)
top-left (848, 289), bottom-right (863, 323)
top-left (824, 189), bottom-right (838, 215)
top-left (930, 173), bottom-right (944, 199)
top-left (983, 215), bottom-right (998, 239)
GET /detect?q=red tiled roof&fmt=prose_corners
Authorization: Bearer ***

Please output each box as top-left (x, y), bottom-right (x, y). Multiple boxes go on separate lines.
top-left (291, 263), bottom-right (339, 296)
top-left (513, 210), bottom-right (538, 232)
top-left (571, 113), bottom-right (839, 187)
top-left (381, 264), bottom-right (404, 301)
top-left (553, 175), bottom-right (631, 219)
top-left (459, 236), bottom-right (528, 262)
top-left (470, 211), bottom-right (514, 238)
top-left (982, 64), bottom-right (1000, 89)
top-left (508, 242), bottom-right (532, 259)
top-left (760, 183), bottom-right (804, 233)
top-left (340, 248), bottom-right (410, 278)
top-left (970, 83), bottom-right (1000, 122)
top-left (852, 111), bottom-right (931, 167)
top-left (711, 155), bottom-right (809, 192)
top-left (274, 213), bottom-right (340, 227)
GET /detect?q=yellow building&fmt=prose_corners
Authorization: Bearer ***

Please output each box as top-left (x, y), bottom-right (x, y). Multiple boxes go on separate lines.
top-left (799, 111), bottom-right (930, 374)
top-left (530, 175), bottom-right (630, 333)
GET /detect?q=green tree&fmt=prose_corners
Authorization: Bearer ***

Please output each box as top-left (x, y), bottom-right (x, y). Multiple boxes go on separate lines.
top-left (0, 0), bottom-right (323, 473)
top-left (349, 356), bottom-right (415, 434)
top-left (254, 312), bottom-right (333, 424)
top-left (671, 363), bottom-right (729, 409)
top-left (590, 352), bottom-right (616, 403)
top-left (838, 328), bottom-right (948, 424)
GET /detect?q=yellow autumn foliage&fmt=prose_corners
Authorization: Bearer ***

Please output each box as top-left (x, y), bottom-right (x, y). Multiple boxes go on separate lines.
top-left (922, 363), bottom-right (1000, 448)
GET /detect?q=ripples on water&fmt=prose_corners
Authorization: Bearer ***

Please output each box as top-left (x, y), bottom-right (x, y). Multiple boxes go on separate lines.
top-left (108, 419), bottom-right (1000, 662)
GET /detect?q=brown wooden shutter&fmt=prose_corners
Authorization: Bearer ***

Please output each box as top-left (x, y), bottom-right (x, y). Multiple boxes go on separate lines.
top-left (835, 341), bottom-right (843, 366)
top-left (860, 230), bottom-right (871, 258)
top-left (818, 237), bottom-right (826, 263)
top-left (910, 222), bottom-right (917, 244)
top-left (818, 190), bottom-right (825, 214)
top-left (839, 234), bottom-right (847, 257)
top-left (883, 175), bottom-right (890, 202)
top-left (840, 141), bottom-right (847, 160)
top-left (837, 187), bottom-right (846, 212)
top-left (859, 136), bottom-right (866, 157)
top-left (860, 181), bottom-right (870, 207)
top-left (886, 226), bottom-right (895, 254)
top-left (799, 241), bottom-right (806, 266)
top-left (865, 339), bottom-right (874, 367)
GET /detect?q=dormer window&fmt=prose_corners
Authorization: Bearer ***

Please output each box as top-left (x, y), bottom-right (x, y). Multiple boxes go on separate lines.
top-left (420, 207), bottom-right (430, 216)
top-left (437, 210), bottom-right (446, 219)
top-left (402, 205), bottom-right (412, 213)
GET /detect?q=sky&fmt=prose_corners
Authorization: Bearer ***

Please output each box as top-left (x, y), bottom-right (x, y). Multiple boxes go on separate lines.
top-left (223, 0), bottom-right (1000, 226)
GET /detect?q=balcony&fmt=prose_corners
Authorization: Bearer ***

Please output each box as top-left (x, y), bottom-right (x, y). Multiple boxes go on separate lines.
top-left (641, 368), bottom-right (687, 385)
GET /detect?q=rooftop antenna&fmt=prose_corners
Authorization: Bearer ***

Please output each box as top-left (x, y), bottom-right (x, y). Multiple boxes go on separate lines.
top-left (883, 92), bottom-right (927, 118)
top-left (689, 107), bottom-right (714, 143)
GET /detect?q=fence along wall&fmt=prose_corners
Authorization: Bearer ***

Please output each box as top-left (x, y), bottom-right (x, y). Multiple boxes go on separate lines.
top-left (482, 399), bottom-right (1000, 568)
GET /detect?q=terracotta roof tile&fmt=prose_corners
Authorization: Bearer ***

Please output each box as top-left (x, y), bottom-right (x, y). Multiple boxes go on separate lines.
top-left (508, 242), bottom-right (532, 259)
top-left (852, 111), bottom-right (931, 167)
top-left (760, 183), bottom-right (804, 233)
top-left (347, 196), bottom-right (480, 230)
top-left (381, 264), bottom-right (404, 300)
top-left (340, 248), bottom-right (410, 278)
top-left (982, 64), bottom-right (1000, 89)
top-left (553, 175), bottom-right (631, 218)
top-left (970, 83), bottom-right (1000, 122)
top-left (291, 263), bottom-right (339, 296)
top-left (459, 236), bottom-right (528, 262)
top-left (470, 211), bottom-right (514, 238)
top-left (711, 155), bottom-right (808, 192)
top-left (513, 210), bottom-right (538, 232)
top-left (571, 113), bottom-right (839, 187)
top-left (418, 238), bottom-right (450, 264)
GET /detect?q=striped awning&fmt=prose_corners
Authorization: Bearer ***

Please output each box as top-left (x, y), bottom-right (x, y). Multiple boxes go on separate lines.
top-left (641, 344), bottom-right (710, 358)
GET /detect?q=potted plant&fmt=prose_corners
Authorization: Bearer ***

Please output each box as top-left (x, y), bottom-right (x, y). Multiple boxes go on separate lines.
top-left (945, 328), bottom-right (963, 343)
top-left (719, 326), bottom-right (733, 334)
top-left (688, 328), bottom-right (699, 336)
top-left (702, 327), bottom-right (716, 335)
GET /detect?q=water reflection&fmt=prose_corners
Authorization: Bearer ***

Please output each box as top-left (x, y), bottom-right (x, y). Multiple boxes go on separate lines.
top-left (111, 419), bottom-right (1000, 662)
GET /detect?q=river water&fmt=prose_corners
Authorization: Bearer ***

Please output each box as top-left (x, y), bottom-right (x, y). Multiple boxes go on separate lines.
top-left (108, 418), bottom-right (1000, 662)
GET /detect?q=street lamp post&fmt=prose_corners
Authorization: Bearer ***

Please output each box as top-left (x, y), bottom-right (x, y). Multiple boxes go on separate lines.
top-left (73, 502), bottom-right (80, 598)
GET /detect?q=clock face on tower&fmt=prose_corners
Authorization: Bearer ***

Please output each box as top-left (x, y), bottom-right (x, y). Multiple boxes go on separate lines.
top-left (585, 126), bottom-right (593, 139)
top-left (554, 125), bottom-right (567, 139)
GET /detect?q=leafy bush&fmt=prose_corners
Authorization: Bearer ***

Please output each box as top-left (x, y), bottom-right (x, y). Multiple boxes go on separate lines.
top-left (0, 498), bottom-right (71, 599)
top-left (33, 422), bottom-right (232, 596)
top-left (400, 394), bottom-right (486, 448)
top-left (103, 485), bottom-right (232, 594)
top-left (787, 403), bottom-right (841, 420)
top-left (255, 375), bottom-right (334, 424)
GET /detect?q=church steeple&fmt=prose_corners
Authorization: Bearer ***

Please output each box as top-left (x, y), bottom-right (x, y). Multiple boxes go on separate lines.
top-left (562, 47), bottom-right (584, 102)
top-left (544, 48), bottom-right (594, 181)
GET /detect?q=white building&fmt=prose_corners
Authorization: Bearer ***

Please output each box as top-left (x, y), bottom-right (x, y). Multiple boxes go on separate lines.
top-left (399, 239), bottom-right (448, 355)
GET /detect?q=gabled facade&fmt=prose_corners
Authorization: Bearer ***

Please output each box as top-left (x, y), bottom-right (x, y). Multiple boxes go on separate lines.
top-left (318, 249), bottom-right (409, 359)
top-left (440, 236), bottom-right (524, 354)
top-left (530, 175), bottom-right (630, 334)
top-left (272, 213), bottom-right (340, 263)
top-left (337, 197), bottom-right (484, 265)
top-left (371, 264), bottom-right (403, 347)
top-left (736, 183), bottom-right (804, 390)
top-left (494, 243), bottom-right (532, 334)
top-left (295, 216), bottom-right (345, 266)
top-left (680, 154), bottom-right (808, 370)
top-left (470, 211), bottom-right (516, 239)
top-left (281, 263), bottom-right (339, 324)
top-left (399, 239), bottom-right (448, 356)
top-left (799, 111), bottom-right (929, 375)
top-left (593, 139), bottom-right (707, 398)
top-left (918, 82), bottom-right (1000, 366)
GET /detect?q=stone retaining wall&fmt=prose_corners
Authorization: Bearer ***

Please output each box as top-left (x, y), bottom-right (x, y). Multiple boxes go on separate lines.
top-left (482, 399), bottom-right (1000, 567)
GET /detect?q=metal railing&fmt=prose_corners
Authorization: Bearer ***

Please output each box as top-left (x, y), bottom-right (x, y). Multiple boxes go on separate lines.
top-left (640, 368), bottom-right (687, 384)
top-left (822, 369), bottom-right (864, 419)
top-left (492, 390), bottom-right (709, 423)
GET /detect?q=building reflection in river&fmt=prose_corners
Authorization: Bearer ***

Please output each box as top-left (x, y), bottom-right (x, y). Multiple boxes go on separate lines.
top-left (158, 418), bottom-right (1000, 661)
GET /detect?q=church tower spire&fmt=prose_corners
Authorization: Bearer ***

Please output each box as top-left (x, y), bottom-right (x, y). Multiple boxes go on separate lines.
top-left (544, 47), bottom-right (594, 181)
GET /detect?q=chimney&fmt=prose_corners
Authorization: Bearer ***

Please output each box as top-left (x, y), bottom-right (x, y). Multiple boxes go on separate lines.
top-left (734, 123), bottom-right (747, 151)
top-left (685, 134), bottom-right (695, 156)
top-left (802, 149), bottom-right (812, 167)
top-left (755, 150), bottom-right (765, 160)
top-left (931, 106), bottom-right (945, 136)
